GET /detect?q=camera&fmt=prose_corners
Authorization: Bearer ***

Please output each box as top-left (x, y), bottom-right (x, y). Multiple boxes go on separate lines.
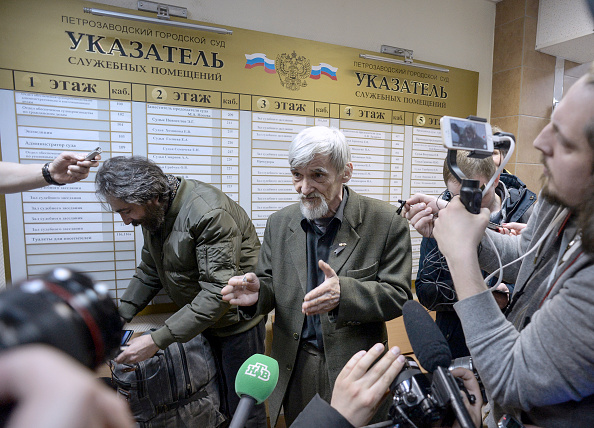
top-left (389, 357), bottom-right (443, 426)
top-left (389, 357), bottom-right (478, 428)
top-left (498, 414), bottom-right (525, 428)
top-left (441, 116), bottom-right (518, 215)
top-left (0, 268), bottom-right (122, 369)
top-left (449, 356), bottom-right (487, 404)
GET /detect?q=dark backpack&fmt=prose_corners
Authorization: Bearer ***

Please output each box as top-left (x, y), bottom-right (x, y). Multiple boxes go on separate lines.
top-left (112, 332), bottom-right (225, 428)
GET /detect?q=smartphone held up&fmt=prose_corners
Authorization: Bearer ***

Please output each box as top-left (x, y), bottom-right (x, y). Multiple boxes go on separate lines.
top-left (84, 147), bottom-right (102, 161)
top-left (440, 116), bottom-right (494, 153)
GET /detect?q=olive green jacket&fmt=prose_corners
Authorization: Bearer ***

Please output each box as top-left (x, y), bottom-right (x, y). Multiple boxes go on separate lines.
top-left (119, 178), bottom-right (263, 349)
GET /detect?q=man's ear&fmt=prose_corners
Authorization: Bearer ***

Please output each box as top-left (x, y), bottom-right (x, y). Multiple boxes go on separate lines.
top-left (342, 163), bottom-right (353, 183)
top-left (147, 196), bottom-right (161, 207)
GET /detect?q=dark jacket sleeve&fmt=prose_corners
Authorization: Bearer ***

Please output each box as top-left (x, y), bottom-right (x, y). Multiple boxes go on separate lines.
top-left (290, 394), bottom-right (355, 428)
top-left (119, 244), bottom-right (163, 322)
top-left (153, 208), bottom-right (257, 348)
top-left (250, 215), bottom-right (277, 317)
top-left (237, 213), bottom-right (284, 320)
top-left (415, 237), bottom-right (457, 312)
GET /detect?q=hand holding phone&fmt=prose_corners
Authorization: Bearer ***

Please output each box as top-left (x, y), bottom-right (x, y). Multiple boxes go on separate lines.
top-left (84, 147), bottom-right (102, 161)
top-left (121, 329), bottom-right (134, 346)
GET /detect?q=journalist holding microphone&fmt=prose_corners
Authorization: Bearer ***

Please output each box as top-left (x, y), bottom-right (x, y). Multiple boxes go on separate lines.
top-left (402, 65), bottom-right (594, 426)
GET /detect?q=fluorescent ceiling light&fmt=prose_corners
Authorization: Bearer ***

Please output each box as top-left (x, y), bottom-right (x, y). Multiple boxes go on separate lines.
top-left (83, 7), bottom-right (233, 35)
top-left (360, 45), bottom-right (449, 73)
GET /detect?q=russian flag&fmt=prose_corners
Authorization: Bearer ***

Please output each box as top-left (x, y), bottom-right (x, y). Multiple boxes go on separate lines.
top-left (245, 53), bottom-right (276, 74)
top-left (310, 63), bottom-right (338, 80)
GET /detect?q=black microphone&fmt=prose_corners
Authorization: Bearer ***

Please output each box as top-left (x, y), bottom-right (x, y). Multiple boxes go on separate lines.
top-left (402, 300), bottom-right (477, 428)
top-left (402, 300), bottom-right (451, 372)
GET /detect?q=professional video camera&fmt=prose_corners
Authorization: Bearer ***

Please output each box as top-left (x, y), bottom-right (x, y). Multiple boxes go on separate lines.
top-left (0, 267), bottom-right (123, 369)
top-left (386, 301), bottom-right (479, 428)
top-left (388, 356), bottom-right (481, 428)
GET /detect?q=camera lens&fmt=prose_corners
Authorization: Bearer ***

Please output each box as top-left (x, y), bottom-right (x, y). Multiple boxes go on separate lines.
top-left (0, 268), bottom-right (122, 369)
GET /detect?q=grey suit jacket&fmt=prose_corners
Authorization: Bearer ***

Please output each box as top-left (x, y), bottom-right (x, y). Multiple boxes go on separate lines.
top-left (249, 186), bottom-right (413, 427)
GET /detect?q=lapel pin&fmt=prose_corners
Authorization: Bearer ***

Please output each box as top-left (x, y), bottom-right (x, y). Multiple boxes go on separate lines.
top-left (334, 243), bottom-right (347, 255)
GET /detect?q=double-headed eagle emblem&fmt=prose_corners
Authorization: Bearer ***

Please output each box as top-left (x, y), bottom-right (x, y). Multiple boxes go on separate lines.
top-left (276, 51), bottom-right (311, 91)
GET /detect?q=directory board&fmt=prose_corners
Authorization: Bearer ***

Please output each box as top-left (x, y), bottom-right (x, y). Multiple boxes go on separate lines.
top-left (0, 0), bottom-right (479, 304)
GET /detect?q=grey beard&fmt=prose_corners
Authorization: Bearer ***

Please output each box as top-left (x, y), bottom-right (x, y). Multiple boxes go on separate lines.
top-left (299, 196), bottom-right (329, 220)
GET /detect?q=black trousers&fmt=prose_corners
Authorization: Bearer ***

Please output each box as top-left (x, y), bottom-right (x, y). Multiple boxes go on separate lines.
top-left (205, 318), bottom-right (267, 428)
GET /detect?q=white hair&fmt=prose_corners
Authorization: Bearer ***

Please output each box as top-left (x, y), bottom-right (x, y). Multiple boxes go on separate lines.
top-left (288, 126), bottom-right (351, 173)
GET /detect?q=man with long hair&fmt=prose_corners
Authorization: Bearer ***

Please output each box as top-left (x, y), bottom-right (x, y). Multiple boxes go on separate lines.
top-left (403, 65), bottom-right (594, 426)
top-left (95, 156), bottom-right (267, 427)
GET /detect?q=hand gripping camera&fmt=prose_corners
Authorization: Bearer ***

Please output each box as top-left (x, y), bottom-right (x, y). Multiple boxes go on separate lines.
top-left (387, 301), bottom-right (478, 428)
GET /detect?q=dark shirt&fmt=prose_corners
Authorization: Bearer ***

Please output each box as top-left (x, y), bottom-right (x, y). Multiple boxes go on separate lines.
top-left (416, 179), bottom-right (536, 358)
top-left (300, 188), bottom-right (348, 350)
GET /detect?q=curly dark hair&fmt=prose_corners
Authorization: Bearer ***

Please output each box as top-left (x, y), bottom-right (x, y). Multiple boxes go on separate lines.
top-left (95, 156), bottom-right (170, 206)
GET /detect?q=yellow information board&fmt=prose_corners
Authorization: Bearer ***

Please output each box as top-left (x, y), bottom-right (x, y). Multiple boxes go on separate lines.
top-left (0, 0), bottom-right (479, 300)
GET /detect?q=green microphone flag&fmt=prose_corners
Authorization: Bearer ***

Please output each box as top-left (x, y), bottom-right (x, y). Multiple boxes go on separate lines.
top-left (235, 353), bottom-right (279, 405)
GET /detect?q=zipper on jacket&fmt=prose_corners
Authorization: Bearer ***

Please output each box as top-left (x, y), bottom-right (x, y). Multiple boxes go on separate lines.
top-left (177, 342), bottom-right (193, 397)
top-left (204, 247), bottom-right (209, 282)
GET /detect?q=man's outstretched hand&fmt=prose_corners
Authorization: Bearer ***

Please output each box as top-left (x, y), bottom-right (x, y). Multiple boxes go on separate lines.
top-left (302, 260), bottom-right (340, 316)
top-left (222, 272), bottom-right (261, 306)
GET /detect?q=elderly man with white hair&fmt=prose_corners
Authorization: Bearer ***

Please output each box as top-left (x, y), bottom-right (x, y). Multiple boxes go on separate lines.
top-left (223, 126), bottom-right (412, 427)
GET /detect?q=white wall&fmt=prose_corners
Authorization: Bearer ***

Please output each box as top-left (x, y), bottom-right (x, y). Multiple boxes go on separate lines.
top-left (536, 0), bottom-right (594, 63)
top-left (91, 0), bottom-right (496, 117)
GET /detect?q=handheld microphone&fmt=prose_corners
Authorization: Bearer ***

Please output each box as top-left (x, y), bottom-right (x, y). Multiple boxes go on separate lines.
top-left (402, 300), bottom-right (477, 428)
top-left (229, 353), bottom-right (279, 428)
top-left (402, 300), bottom-right (451, 373)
